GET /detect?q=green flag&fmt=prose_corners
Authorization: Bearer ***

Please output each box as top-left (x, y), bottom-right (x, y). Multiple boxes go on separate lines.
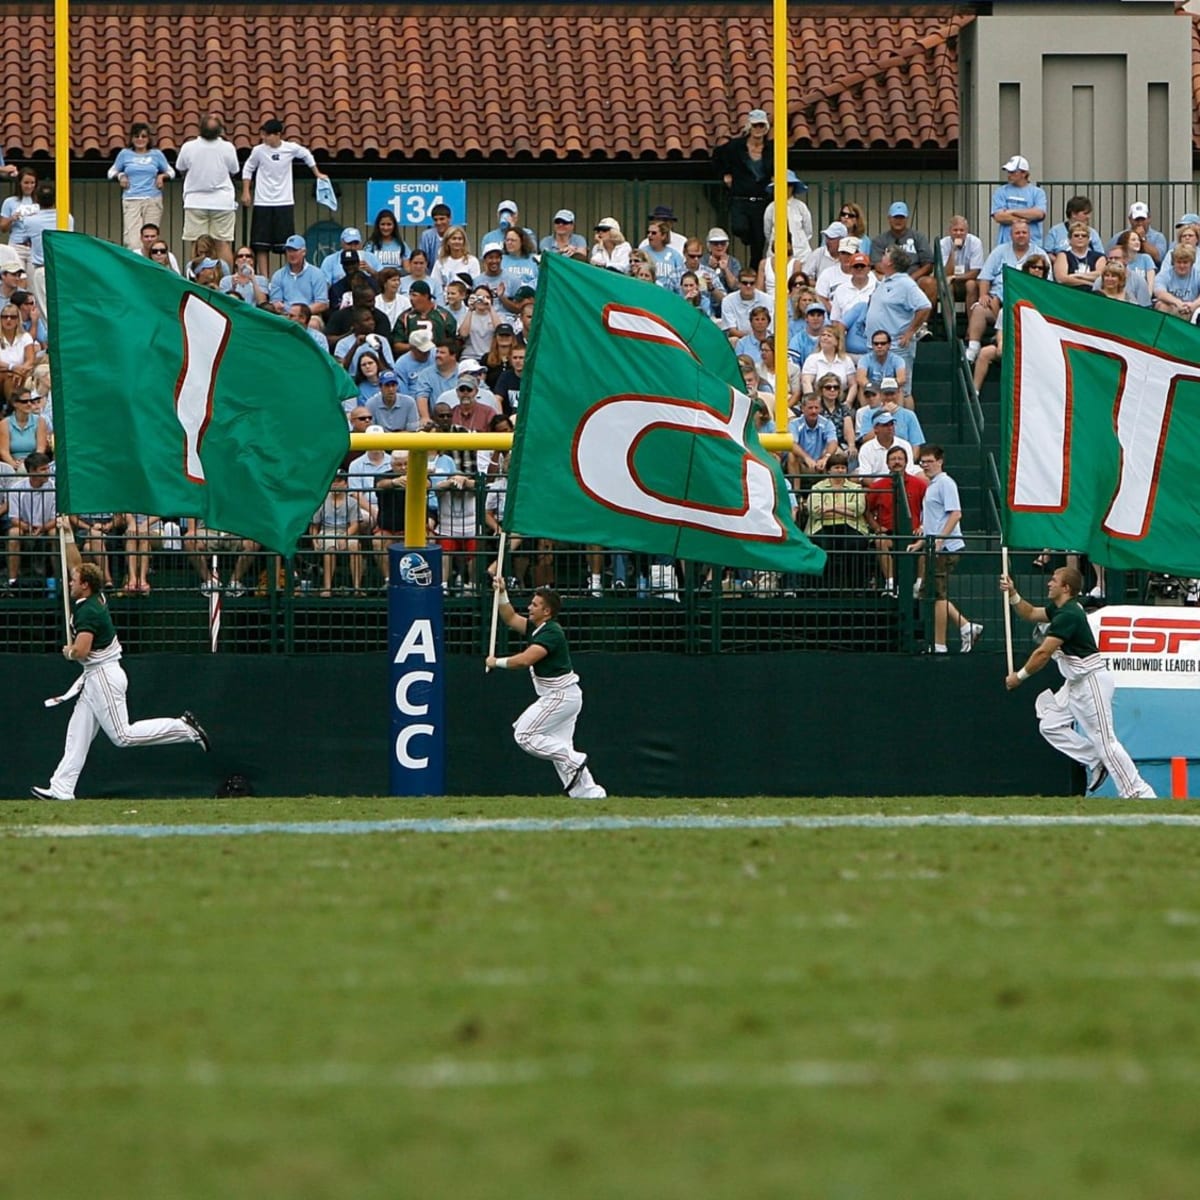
top-left (45, 232), bottom-right (353, 557)
top-left (1001, 267), bottom-right (1200, 576)
top-left (505, 254), bottom-right (826, 574)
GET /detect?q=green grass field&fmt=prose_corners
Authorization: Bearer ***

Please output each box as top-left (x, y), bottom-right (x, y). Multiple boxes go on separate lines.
top-left (3, 795), bottom-right (1200, 1200)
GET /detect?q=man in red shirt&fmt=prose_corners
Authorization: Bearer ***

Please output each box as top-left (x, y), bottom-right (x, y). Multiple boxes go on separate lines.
top-left (866, 443), bottom-right (927, 598)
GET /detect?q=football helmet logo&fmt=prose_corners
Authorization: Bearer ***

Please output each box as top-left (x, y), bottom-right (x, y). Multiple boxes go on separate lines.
top-left (397, 552), bottom-right (434, 587)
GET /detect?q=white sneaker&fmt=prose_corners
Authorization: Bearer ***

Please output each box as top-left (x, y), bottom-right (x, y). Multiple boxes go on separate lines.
top-left (960, 621), bottom-right (983, 652)
top-left (912, 579), bottom-right (924, 599)
top-left (1087, 586), bottom-right (1105, 601)
top-left (225, 580), bottom-right (245, 598)
top-left (576, 785), bottom-right (607, 800)
top-left (31, 785), bottom-right (73, 800)
top-left (965, 342), bottom-right (980, 364)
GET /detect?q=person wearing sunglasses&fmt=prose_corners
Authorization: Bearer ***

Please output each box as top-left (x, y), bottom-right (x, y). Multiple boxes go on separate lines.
top-left (836, 202), bottom-right (872, 261)
top-left (0, 385), bottom-right (47, 468)
top-left (0, 302), bottom-right (34, 404)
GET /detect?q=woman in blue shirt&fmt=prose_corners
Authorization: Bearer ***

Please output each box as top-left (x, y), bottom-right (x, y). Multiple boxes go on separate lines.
top-left (107, 124), bottom-right (174, 254)
top-left (366, 210), bottom-right (410, 271)
top-left (499, 227), bottom-right (539, 315)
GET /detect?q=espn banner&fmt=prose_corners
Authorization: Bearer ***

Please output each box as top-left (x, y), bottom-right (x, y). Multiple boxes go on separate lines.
top-left (1086, 605), bottom-right (1200, 797)
top-left (1091, 606), bottom-right (1200, 690)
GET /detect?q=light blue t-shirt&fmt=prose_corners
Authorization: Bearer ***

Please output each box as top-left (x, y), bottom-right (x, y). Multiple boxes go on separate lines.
top-left (269, 263), bottom-right (329, 308)
top-left (24, 208), bottom-right (75, 266)
top-left (990, 183), bottom-right (1048, 245)
top-left (788, 413), bottom-right (838, 461)
top-left (922, 470), bottom-right (964, 552)
top-left (864, 273), bottom-right (931, 339)
top-left (979, 246), bottom-right (1050, 304)
top-left (319, 248), bottom-right (382, 286)
top-left (108, 148), bottom-right (174, 200)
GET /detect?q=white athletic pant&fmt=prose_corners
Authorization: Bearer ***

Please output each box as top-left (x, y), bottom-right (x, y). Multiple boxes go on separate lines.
top-left (1035, 671), bottom-right (1156, 800)
top-left (48, 662), bottom-right (198, 798)
top-left (513, 680), bottom-right (595, 794)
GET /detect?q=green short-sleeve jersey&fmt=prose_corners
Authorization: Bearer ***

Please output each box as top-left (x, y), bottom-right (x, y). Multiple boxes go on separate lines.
top-left (1044, 598), bottom-right (1098, 658)
top-left (528, 618), bottom-right (573, 678)
top-left (73, 593), bottom-right (116, 651)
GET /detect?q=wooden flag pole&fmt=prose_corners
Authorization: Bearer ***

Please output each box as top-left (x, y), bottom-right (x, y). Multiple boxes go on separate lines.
top-left (57, 519), bottom-right (72, 632)
top-left (1002, 545), bottom-right (1015, 675)
top-left (486, 529), bottom-right (507, 672)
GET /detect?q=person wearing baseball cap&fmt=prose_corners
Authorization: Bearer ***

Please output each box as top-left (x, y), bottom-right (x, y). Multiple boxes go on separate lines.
top-left (828, 250), bottom-right (878, 325)
top-left (800, 221), bottom-right (848, 283)
top-left (318, 226), bottom-right (382, 287)
top-left (539, 209), bottom-right (587, 260)
top-left (698, 228), bottom-right (741, 302)
top-left (590, 218), bottom-right (630, 273)
top-left (1106, 202), bottom-right (1168, 266)
top-left (871, 203), bottom-right (936, 307)
top-left (991, 154), bottom-right (1047, 247)
top-left (713, 105), bottom-right (775, 270)
top-left (268, 233), bottom-right (330, 315)
top-left (482, 200), bottom-right (537, 254)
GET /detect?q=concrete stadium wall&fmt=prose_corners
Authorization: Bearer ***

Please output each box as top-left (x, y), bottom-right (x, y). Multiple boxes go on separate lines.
top-left (3, 652), bottom-right (1070, 800)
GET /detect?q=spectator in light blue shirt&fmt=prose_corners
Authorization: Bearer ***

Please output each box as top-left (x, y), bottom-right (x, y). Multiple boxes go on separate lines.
top-left (990, 155), bottom-right (1047, 246)
top-left (319, 227), bottom-right (381, 286)
top-left (788, 303), bottom-right (827, 367)
top-left (24, 180), bottom-right (74, 326)
top-left (787, 396), bottom-right (839, 475)
top-left (864, 248), bottom-right (932, 386)
top-left (1153, 244), bottom-right (1200, 320)
top-left (1042, 195), bottom-right (1105, 257)
top-left (1106, 201), bottom-right (1170, 267)
top-left (107, 123), bottom-right (174, 254)
top-left (269, 235), bottom-right (329, 315)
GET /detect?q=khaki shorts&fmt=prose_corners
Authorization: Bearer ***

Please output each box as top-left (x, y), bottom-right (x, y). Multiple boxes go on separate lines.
top-left (933, 552), bottom-right (960, 599)
top-left (182, 207), bottom-right (237, 242)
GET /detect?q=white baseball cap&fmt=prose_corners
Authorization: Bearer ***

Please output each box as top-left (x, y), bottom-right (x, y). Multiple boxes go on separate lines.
top-left (822, 221), bottom-right (848, 239)
top-left (1003, 155), bottom-right (1030, 173)
top-left (1129, 202), bottom-right (1150, 219)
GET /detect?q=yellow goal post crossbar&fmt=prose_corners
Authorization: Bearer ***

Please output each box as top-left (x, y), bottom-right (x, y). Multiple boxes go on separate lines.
top-left (348, 432), bottom-right (793, 547)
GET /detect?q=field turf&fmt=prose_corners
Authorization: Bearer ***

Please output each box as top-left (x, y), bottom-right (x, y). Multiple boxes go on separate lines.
top-left (3, 795), bottom-right (1199, 1199)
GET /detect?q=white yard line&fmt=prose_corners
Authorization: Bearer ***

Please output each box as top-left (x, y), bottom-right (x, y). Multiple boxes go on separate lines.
top-left (4, 811), bottom-right (1200, 840)
top-left (6, 1054), bottom-right (1197, 1092)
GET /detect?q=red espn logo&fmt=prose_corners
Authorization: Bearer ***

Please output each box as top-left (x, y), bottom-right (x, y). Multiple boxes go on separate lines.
top-left (1098, 615), bottom-right (1200, 655)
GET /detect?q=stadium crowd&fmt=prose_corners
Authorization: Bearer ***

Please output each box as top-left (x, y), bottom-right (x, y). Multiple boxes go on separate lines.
top-left (2, 113), bottom-right (1194, 611)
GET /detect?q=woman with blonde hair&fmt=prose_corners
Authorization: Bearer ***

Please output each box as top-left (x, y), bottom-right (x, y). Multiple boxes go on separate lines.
top-left (0, 302), bottom-right (34, 403)
top-left (800, 324), bottom-right (858, 407)
top-left (590, 218), bottom-right (630, 272)
top-left (430, 226), bottom-right (480, 302)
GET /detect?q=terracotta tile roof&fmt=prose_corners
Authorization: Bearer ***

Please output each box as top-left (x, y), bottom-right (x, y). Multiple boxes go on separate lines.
top-left (2, 9), bottom-right (970, 165)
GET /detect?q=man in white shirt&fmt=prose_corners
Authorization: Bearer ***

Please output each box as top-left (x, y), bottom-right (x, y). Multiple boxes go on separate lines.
top-left (241, 119), bottom-right (328, 277)
top-left (720, 270), bottom-right (771, 337)
top-left (938, 215), bottom-right (985, 311)
top-left (175, 113), bottom-right (240, 268)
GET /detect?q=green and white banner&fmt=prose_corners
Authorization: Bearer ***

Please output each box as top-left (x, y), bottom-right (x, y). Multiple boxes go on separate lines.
top-left (45, 232), bottom-right (353, 557)
top-left (1001, 269), bottom-right (1200, 577)
top-left (506, 254), bottom-right (826, 574)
